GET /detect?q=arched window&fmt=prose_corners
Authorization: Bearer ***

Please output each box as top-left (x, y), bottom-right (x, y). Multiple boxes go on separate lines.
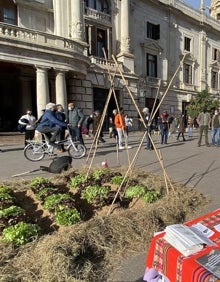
top-left (85, 0), bottom-right (110, 14)
top-left (0, 0), bottom-right (17, 25)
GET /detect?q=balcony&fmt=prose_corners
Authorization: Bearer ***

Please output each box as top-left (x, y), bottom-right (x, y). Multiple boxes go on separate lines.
top-left (0, 22), bottom-right (90, 74)
top-left (84, 7), bottom-right (111, 25)
top-left (0, 22), bottom-right (85, 53)
top-left (146, 76), bottom-right (161, 86)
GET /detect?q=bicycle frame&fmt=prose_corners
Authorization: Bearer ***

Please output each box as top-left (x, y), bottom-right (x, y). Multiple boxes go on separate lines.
top-left (24, 128), bottom-right (86, 161)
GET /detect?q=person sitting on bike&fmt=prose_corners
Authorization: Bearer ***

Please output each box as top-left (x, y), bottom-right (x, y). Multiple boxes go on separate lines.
top-left (36, 103), bottom-right (67, 152)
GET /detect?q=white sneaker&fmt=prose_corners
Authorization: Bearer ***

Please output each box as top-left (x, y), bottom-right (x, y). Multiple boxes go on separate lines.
top-left (119, 146), bottom-right (125, 149)
top-left (126, 146), bottom-right (132, 149)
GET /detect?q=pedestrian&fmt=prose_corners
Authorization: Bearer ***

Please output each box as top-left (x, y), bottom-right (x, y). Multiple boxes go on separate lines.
top-left (85, 114), bottom-right (94, 137)
top-left (55, 104), bottom-right (66, 151)
top-left (109, 116), bottom-right (114, 138)
top-left (187, 115), bottom-right (194, 138)
top-left (196, 107), bottom-right (211, 147)
top-left (160, 110), bottom-right (169, 144)
top-left (176, 113), bottom-right (186, 141)
top-left (18, 109), bottom-right (36, 146)
top-left (125, 114), bottom-right (133, 135)
top-left (142, 107), bottom-right (154, 150)
top-left (67, 102), bottom-right (85, 145)
top-left (92, 110), bottom-right (105, 143)
top-left (211, 109), bottom-right (220, 146)
top-left (114, 107), bottom-right (131, 149)
top-left (168, 116), bottom-right (176, 138)
top-left (36, 103), bottom-right (66, 153)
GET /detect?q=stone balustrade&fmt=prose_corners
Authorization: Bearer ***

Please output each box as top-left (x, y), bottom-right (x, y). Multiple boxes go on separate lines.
top-left (0, 22), bottom-right (85, 54)
top-left (84, 7), bottom-right (111, 23)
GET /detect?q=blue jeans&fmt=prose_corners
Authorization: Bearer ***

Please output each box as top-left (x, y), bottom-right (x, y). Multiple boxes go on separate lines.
top-left (146, 127), bottom-right (152, 149)
top-left (188, 126), bottom-right (193, 137)
top-left (161, 128), bottom-right (168, 144)
top-left (211, 127), bottom-right (220, 145)
top-left (69, 126), bottom-right (84, 145)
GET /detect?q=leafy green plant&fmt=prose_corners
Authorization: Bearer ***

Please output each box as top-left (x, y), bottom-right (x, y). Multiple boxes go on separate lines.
top-left (35, 187), bottom-right (60, 202)
top-left (81, 185), bottom-right (110, 205)
top-left (69, 174), bottom-right (87, 189)
top-left (0, 205), bottom-right (25, 218)
top-left (30, 177), bottom-right (52, 193)
top-left (92, 169), bottom-right (110, 180)
top-left (2, 221), bottom-right (41, 245)
top-left (0, 185), bottom-right (13, 195)
top-left (142, 190), bottom-right (161, 203)
top-left (124, 185), bottom-right (147, 199)
top-left (0, 193), bottom-right (15, 210)
top-left (43, 193), bottom-right (73, 211)
top-left (110, 175), bottom-right (127, 185)
top-left (55, 209), bottom-right (81, 226)
top-left (0, 206), bottom-right (26, 230)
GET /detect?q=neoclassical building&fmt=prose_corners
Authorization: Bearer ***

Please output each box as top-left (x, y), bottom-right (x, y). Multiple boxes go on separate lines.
top-left (0, 0), bottom-right (220, 131)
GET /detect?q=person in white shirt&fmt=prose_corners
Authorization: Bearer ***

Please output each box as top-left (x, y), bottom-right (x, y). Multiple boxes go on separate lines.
top-left (18, 109), bottom-right (36, 146)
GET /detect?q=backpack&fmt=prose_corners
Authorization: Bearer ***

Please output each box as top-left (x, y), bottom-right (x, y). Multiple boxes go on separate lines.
top-left (17, 117), bottom-right (29, 133)
top-left (48, 156), bottom-right (72, 173)
top-left (17, 124), bottom-right (27, 133)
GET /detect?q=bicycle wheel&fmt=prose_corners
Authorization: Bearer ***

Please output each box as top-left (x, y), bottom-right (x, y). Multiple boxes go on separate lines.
top-left (24, 143), bottom-right (45, 161)
top-left (68, 143), bottom-right (86, 159)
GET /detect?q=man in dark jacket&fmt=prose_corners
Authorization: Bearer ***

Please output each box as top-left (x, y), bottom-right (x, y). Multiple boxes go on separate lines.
top-left (67, 102), bottom-right (85, 145)
top-left (36, 102), bottom-right (66, 151)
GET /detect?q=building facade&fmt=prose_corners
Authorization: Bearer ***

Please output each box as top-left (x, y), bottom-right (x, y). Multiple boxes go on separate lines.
top-left (0, 0), bottom-right (220, 131)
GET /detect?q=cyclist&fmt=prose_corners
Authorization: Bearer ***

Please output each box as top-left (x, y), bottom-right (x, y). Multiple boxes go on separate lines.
top-left (36, 102), bottom-right (67, 153)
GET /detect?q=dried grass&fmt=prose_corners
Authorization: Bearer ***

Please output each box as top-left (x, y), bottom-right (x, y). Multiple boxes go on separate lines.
top-left (0, 169), bottom-right (209, 282)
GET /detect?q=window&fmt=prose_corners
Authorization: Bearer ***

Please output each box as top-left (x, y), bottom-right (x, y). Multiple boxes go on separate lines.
top-left (212, 48), bottom-right (219, 61)
top-left (85, 0), bottom-right (109, 14)
top-left (183, 63), bottom-right (192, 84)
top-left (184, 37), bottom-right (191, 52)
top-left (211, 71), bottom-right (218, 89)
top-left (147, 53), bottom-right (157, 77)
top-left (86, 25), bottom-right (108, 58)
top-left (0, 0), bottom-right (17, 25)
top-left (147, 22), bottom-right (160, 40)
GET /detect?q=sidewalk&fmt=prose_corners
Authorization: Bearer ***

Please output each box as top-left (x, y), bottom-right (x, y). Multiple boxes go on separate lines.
top-left (0, 132), bottom-right (24, 152)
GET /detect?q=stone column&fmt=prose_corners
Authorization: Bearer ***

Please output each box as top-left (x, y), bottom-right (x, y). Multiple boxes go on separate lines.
top-left (53, 0), bottom-right (69, 37)
top-left (199, 30), bottom-right (207, 91)
top-left (36, 67), bottom-right (50, 118)
top-left (120, 0), bottom-right (131, 54)
top-left (117, 0), bottom-right (134, 72)
top-left (69, 0), bottom-right (84, 41)
top-left (55, 70), bottom-right (67, 110)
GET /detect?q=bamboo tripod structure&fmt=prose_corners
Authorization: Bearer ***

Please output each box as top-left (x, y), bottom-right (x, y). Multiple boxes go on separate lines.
top-left (106, 53), bottom-right (187, 215)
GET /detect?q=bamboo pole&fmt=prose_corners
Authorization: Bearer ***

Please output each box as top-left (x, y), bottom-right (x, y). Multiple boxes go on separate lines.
top-left (107, 131), bottom-right (147, 215)
top-left (149, 53), bottom-right (187, 126)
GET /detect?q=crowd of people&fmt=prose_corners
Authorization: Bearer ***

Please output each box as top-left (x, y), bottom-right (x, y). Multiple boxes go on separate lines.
top-left (18, 103), bottom-right (220, 154)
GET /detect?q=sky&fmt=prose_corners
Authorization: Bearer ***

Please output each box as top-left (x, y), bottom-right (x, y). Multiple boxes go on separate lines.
top-left (183, 0), bottom-right (211, 11)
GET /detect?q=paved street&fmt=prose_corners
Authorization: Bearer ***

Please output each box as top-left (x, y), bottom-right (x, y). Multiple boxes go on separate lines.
top-left (0, 130), bottom-right (220, 281)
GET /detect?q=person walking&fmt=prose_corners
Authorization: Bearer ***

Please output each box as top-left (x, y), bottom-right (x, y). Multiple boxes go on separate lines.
top-left (196, 108), bottom-right (211, 147)
top-left (142, 107), bottom-right (153, 150)
top-left (176, 113), bottom-right (186, 141)
top-left (211, 109), bottom-right (220, 146)
top-left (55, 104), bottom-right (66, 152)
top-left (36, 103), bottom-right (67, 152)
top-left (18, 109), bottom-right (36, 146)
top-left (187, 115), bottom-right (194, 138)
top-left (92, 110), bottom-right (105, 143)
top-left (114, 107), bottom-right (131, 150)
top-left (67, 102), bottom-right (85, 145)
top-left (160, 110), bottom-right (169, 144)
